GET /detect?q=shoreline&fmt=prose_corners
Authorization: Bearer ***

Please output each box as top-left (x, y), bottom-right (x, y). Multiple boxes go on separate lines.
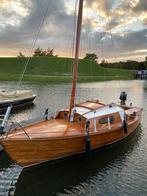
top-left (0, 57), bottom-right (134, 83)
top-left (0, 74), bottom-right (133, 83)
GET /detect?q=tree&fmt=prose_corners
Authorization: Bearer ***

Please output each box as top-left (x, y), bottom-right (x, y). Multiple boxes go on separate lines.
top-left (33, 47), bottom-right (56, 57)
top-left (138, 62), bottom-right (145, 70)
top-left (17, 52), bottom-right (25, 57)
top-left (41, 49), bottom-right (46, 56)
top-left (33, 47), bottom-right (43, 57)
top-left (46, 48), bottom-right (54, 57)
top-left (100, 60), bottom-right (108, 67)
top-left (83, 53), bottom-right (98, 61)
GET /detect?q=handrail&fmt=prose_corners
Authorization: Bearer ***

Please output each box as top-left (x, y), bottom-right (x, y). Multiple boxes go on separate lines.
top-left (4, 108), bottom-right (56, 140)
top-left (7, 121), bottom-right (31, 140)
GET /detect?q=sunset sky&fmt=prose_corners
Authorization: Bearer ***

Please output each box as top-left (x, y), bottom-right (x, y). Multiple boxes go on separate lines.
top-left (0, 0), bottom-right (147, 62)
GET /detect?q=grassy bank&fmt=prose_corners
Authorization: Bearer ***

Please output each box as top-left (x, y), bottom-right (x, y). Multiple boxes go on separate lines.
top-left (0, 57), bottom-right (134, 83)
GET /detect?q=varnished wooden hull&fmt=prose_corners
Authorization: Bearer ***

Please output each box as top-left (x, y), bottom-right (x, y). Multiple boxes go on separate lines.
top-left (1, 118), bottom-right (140, 167)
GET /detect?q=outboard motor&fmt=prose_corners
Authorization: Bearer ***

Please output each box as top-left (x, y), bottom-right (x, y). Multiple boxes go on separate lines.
top-left (119, 91), bottom-right (127, 105)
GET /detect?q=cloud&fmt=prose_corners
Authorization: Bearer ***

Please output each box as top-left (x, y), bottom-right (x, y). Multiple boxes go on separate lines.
top-left (0, 0), bottom-right (77, 56)
top-left (133, 0), bottom-right (147, 12)
top-left (0, 0), bottom-right (146, 61)
top-left (0, 0), bottom-right (30, 28)
top-left (80, 27), bottom-right (147, 61)
top-left (116, 28), bottom-right (147, 52)
top-left (133, 0), bottom-right (147, 25)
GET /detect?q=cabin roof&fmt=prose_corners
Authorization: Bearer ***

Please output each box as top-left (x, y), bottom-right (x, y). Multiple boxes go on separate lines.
top-left (75, 105), bottom-right (124, 120)
top-left (76, 101), bottom-right (104, 110)
top-left (74, 106), bottom-right (90, 115)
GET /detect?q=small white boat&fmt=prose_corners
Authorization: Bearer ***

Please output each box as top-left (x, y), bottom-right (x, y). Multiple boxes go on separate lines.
top-left (0, 90), bottom-right (36, 113)
top-left (0, 90), bottom-right (36, 151)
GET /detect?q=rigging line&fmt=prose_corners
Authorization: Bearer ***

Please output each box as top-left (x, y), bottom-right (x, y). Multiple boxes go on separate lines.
top-left (72, 0), bottom-right (80, 103)
top-left (69, 0), bottom-right (84, 115)
top-left (104, 0), bottom-right (113, 104)
top-left (104, 0), bottom-right (116, 59)
top-left (97, 0), bottom-right (108, 104)
top-left (97, 1), bottom-right (104, 64)
top-left (86, 1), bottom-right (93, 99)
top-left (103, 0), bottom-right (118, 104)
top-left (104, 0), bottom-right (122, 95)
top-left (55, 1), bottom-right (78, 111)
top-left (96, 0), bottom-right (104, 101)
top-left (63, 0), bottom-right (77, 82)
top-left (77, 0), bottom-right (84, 104)
top-left (52, 2), bottom-right (79, 113)
top-left (72, 0), bottom-right (79, 61)
top-left (70, 0), bottom-right (78, 82)
top-left (16, 0), bottom-right (52, 90)
top-left (88, 6), bottom-right (94, 85)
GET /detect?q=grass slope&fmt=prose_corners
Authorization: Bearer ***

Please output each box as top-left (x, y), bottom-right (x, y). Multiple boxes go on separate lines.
top-left (0, 57), bottom-right (134, 83)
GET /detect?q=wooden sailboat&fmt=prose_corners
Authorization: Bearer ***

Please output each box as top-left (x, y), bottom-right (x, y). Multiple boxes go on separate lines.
top-left (0, 0), bottom-right (142, 167)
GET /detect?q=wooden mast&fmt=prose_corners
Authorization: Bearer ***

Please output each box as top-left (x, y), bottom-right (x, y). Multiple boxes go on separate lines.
top-left (69, 0), bottom-right (84, 117)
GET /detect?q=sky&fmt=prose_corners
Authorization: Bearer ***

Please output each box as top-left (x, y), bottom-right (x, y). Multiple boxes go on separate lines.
top-left (0, 0), bottom-right (147, 62)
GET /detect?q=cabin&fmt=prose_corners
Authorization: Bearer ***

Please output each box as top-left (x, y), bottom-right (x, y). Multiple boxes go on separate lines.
top-left (57, 101), bottom-right (125, 133)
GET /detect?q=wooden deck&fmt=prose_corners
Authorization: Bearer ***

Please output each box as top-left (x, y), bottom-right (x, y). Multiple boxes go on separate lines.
top-left (7, 119), bottom-right (84, 140)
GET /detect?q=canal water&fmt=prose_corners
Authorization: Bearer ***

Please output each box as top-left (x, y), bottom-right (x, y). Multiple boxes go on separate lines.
top-left (0, 80), bottom-right (147, 196)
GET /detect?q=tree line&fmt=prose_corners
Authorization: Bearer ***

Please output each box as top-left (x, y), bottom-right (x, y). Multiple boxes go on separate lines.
top-left (100, 58), bottom-right (147, 70)
top-left (18, 49), bottom-right (98, 60)
top-left (18, 49), bottom-right (147, 70)
top-left (18, 47), bottom-right (57, 58)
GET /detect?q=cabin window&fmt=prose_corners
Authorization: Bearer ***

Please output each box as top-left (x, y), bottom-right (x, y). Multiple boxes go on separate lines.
top-left (64, 112), bottom-right (68, 118)
top-left (99, 116), bottom-right (114, 124)
top-left (78, 117), bottom-right (82, 124)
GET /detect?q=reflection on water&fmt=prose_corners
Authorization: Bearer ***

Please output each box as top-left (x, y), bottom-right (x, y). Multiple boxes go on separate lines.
top-left (0, 153), bottom-right (22, 196)
top-left (0, 80), bottom-right (147, 196)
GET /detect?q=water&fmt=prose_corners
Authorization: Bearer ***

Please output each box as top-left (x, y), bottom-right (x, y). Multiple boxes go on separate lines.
top-left (0, 80), bottom-right (147, 196)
